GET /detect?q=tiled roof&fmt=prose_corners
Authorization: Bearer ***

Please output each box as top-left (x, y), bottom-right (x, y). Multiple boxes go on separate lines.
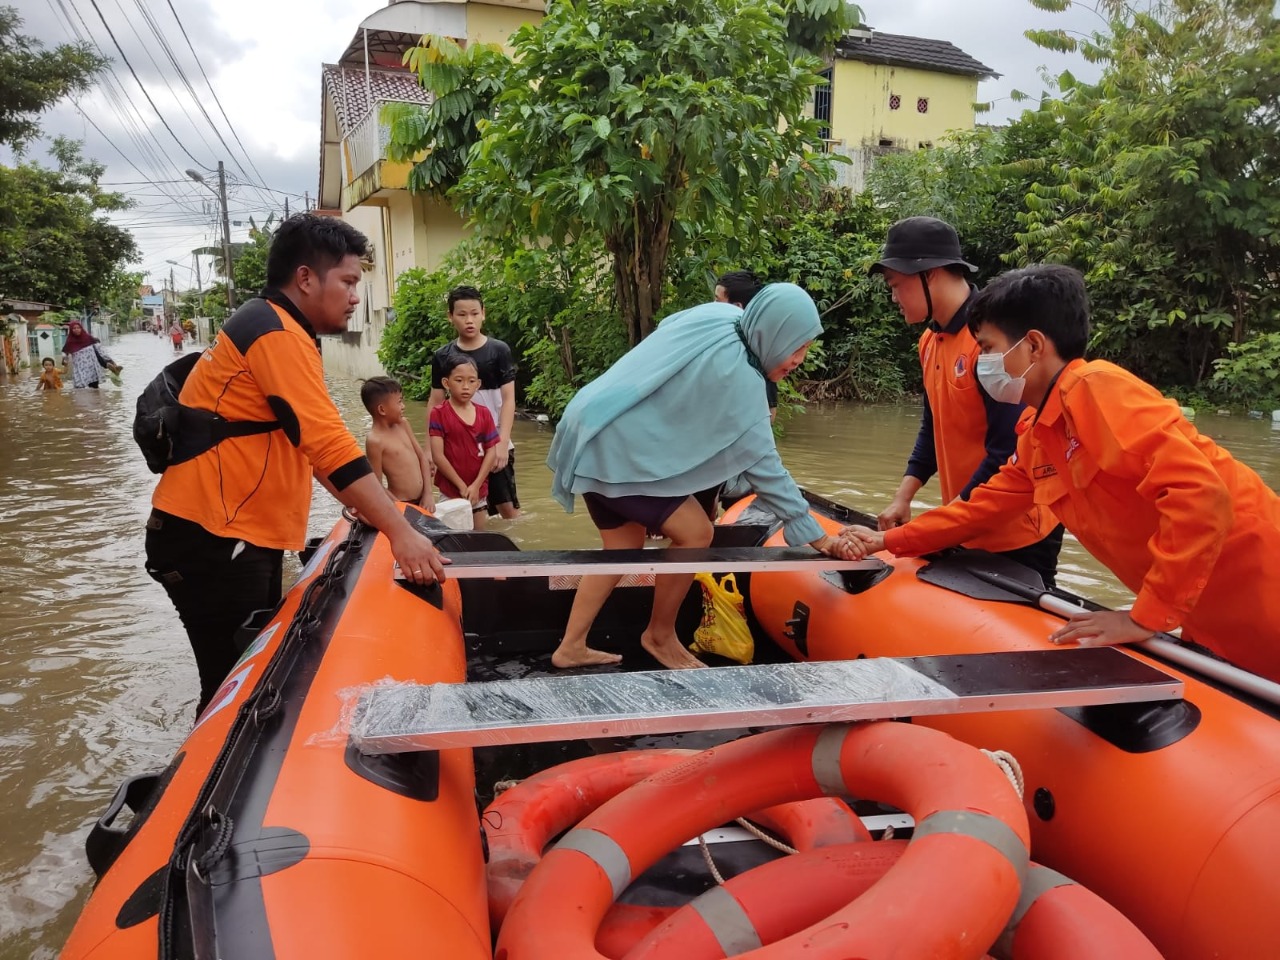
top-left (836, 32), bottom-right (998, 79)
top-left (321, 64), bottom-right (433, 135)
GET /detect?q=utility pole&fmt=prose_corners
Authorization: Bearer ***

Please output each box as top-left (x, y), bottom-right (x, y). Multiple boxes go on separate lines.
top-left (186, 165), bottom-right (237, 313)
top-left (284, 196), bottom-right (290, 219)
top-left (218, 161), bottom-right (236, 312)
top-left (169, 266), bottom-right (176, 320)
top-left (194, 255), bottom-right (204, 317)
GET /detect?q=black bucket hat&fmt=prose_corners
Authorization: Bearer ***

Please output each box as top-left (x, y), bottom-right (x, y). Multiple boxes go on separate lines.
top-left (869, 217), bottom-right (978, 276)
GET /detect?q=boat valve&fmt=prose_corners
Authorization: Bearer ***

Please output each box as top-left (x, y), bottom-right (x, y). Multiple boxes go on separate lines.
top-left (784, 602), bottom-right (810, 656)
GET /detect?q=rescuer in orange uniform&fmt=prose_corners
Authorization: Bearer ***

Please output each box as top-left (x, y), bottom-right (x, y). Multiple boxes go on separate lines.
top-left (847, 264), bottom-right (1280, 683)
top-left (146, 214), bottom-right (447, 715)
top-left (872, 217), bottom-right (1062, 584)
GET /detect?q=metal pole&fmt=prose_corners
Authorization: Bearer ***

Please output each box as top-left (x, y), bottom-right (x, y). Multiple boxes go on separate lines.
top-left (218, 161), bottom-right (236, 310)
top-left (194, 255), bottom-right (204, 322)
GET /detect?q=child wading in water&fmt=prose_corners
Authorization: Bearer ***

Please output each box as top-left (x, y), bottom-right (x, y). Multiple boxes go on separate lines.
top-left (37, 357), bottom-right (63, 390)
top-left (362, 376), bottom-right (434, 510)
top-left (430, 355), bottom-right (500, 529)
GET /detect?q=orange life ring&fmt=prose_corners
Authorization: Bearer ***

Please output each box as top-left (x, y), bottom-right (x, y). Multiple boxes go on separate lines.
top-left (484, 748), bottom-right (870, 955)
top-left (627, 844), bottom-right (1160, 960)
top-left (495, 722), bottom-right (1030, 960)
top-left (626, 841), bottom-right (907, 958)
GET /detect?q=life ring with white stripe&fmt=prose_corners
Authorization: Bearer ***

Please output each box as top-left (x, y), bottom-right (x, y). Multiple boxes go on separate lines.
top-left (483, 748), bottom-right (870, 955)
top-left (495, 722), bottom-right (1030, 960)
top-left (627, 844), bottom-right (1160, 960)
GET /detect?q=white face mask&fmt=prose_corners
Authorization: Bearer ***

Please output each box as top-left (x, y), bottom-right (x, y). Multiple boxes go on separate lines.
top-left (976, 336), bottom-right (1035, 404)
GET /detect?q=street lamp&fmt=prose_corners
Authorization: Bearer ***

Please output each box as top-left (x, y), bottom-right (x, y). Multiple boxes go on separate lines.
top-left (187, 163), bottom-right (236, 312)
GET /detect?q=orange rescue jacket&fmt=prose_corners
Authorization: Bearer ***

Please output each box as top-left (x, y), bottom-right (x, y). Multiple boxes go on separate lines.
top-left (886, 358), bottom-right (1280, 681)
top-left (151, 294), bottom-right (369, 550)
top-left (913, 315), bottom-right (1054, 552)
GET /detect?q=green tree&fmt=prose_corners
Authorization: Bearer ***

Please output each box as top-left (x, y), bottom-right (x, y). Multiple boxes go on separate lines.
top-left (231, 215), bottom-right (275, 297)
top-left (1013, 0), bottom-right (1280, 387)
top-left (0, 137), bottom-right (138, 307)
top-left (758, 191), bottom-right (913, 401)
top-left (0, 6), bottom-right (104, 149)
top-left (383, 36), bottom-right (511, 199)
top-left (392, 0), bottom-right (861, 347)
top-left (100, 267), bottom-right (143, 325)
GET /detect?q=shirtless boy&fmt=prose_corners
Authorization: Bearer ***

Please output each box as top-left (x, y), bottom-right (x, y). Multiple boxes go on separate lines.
top-left (362, 376), bottom-right (434, 509)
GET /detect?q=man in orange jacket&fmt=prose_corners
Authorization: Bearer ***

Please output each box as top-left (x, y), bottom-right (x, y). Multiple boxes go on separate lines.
top-left (146, 214), bottom-right (447, 715)
top-left (847, 264), bottom-right (1280, 682)
top-left (871, 217), bottom-right (1062, 584)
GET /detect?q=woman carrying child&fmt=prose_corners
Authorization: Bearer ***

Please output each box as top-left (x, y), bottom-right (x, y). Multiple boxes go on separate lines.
top-left (430, 353), bottom-right (501, 530)
top-left (547, 282), bottom-right (866, 670)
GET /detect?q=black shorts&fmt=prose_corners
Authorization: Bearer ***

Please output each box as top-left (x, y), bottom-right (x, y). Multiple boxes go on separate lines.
top-left (486, 448), bottom-right (520, 515)
top-left (582, 485), bottom-right (722, 532)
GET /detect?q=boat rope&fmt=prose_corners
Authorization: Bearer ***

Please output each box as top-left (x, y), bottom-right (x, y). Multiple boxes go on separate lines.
top-left (736, 817), bottom-right (800, 856)
top-left (697, 816), bottom-right (801, 886)
top-left (981, 749), bottom-right (1024, 799)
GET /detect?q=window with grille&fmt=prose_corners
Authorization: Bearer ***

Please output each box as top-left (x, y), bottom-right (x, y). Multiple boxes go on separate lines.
top-left (813, 68), bottom-right (833, 140)
top-left (889, 93), bottom-right (901, 111)
top-left (917, 97), bottom-right (929, 113)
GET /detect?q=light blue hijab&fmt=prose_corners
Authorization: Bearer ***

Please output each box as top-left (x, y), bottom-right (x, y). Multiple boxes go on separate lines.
top-left (547, 282), bottom-right (822, 510)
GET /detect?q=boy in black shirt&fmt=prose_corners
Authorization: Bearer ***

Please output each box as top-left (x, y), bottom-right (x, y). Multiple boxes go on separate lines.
top-left (428, 285), bottom-right (521, 519)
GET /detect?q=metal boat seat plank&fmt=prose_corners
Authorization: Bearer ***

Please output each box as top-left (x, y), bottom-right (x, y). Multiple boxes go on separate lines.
top-left (406, 547), bottom-right (884, 580)
top-left (351, 648), bottom-right (1183, 753)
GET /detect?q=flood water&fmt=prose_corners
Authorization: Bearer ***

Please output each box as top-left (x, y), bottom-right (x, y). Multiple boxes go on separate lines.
top-left (2, 331), bottom-right (1279, 957)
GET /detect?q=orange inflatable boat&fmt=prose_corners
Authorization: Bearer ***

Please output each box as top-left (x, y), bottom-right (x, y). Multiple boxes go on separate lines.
top-left (63, 496), bottom-right (1279, 959)
top-left (731, 491), bottom-right (1280, 960)
top-left (61, 510), bottom-right (490, 960)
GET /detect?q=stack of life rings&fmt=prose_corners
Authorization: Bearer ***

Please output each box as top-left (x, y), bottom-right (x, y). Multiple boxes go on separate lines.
top-left (483, 721), bottom-right (1164, 960)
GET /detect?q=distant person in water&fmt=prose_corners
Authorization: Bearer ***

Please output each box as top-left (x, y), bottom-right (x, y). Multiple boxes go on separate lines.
top-left (169, 319), bottom-right (185, 353)
top-left (61, 321), bottom-right (118, 389)
top-left (37, 357), bottom-right (63, 391)
top-left (430, 354), bottom-right (501, 530)
top-left (546, 283), bottom-right (867, 670)
top-left (845, 264), bottom-right (1280, 683)
top-left (362, 376), bottom-right (434, 510)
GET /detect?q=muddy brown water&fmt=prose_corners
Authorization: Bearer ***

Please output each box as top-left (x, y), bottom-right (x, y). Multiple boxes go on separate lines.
top-left (2, 331), bottom-right (1278, 957)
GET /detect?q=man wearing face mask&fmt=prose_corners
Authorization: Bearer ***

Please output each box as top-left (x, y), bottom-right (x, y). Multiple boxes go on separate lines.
top-left (870, 217), bottom-right (1063, 583)
top-left (844, 265), bottom-right (1280, 683)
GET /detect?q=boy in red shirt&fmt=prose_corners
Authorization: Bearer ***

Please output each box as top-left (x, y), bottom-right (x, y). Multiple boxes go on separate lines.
top-left (430, 354), bottom-right (501, 529)
top-left (846, 264), bottom-right (1280, 682)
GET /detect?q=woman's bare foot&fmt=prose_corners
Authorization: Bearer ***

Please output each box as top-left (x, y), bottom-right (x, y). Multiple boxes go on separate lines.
top-left (551, 641), bottom-right (622, 669)
top-left (640, 630), bottom-right (705, 670)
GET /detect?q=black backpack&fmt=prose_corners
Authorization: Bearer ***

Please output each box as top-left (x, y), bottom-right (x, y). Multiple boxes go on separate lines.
top-left (133, 351), bottom-right (282, 474)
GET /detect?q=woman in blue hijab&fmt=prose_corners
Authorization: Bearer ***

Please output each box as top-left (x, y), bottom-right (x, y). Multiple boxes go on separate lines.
top-left (546, 283), bottom-right (866, 669)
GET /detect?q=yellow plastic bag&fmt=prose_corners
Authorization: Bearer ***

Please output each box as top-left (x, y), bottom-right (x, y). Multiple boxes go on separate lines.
top-left (689, 572), bottom-right (754, 664)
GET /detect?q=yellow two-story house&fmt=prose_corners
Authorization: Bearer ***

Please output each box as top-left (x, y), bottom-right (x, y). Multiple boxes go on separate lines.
top-left (818, 27), bottom-right (997, 190)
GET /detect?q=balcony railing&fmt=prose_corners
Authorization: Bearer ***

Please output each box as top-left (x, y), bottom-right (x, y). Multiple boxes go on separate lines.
top-left (343, 100), bottom-right (428, 185)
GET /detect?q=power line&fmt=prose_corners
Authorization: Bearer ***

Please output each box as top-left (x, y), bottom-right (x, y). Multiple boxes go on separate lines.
top-left (83, 0), bottom-right (208, 168)
top-left (124, 0), bottom-right (277, 213)
top-left (161, 0), bottom-right (276, 203)
top-left (102, 0), bottom-right (223, 165)
top-left (55, 0), bottom-right (205, 212)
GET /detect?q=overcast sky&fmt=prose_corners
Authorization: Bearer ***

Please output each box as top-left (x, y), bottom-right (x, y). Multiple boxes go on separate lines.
top-left (11, 0), bottom-right (1104, 290)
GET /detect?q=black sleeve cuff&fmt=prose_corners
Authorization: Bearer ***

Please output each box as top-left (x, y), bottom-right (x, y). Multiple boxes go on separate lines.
top-left (329, 456), bottom-right (374, 492)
